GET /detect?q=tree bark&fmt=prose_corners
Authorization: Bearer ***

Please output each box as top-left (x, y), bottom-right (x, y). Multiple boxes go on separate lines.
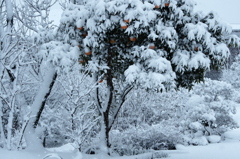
top-left (99, 116), bottom-right (110, 155)
top-left (98, 47), bottom-right (121, 155)
top-left (6, 105), bottom-right (14, 150)
top-left (0, 101), bottom-right (6, 149)
top-left (5, 0), bottom-right (13, 45)
top-left (33, 72), bottom-right (57, 128)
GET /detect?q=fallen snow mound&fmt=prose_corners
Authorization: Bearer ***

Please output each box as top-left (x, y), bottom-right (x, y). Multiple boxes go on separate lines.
top-left (43, 153), bottom-right (62, 159)
top-left (46, 143), bottom-right (76, 153)
top-left (206, 135), bottom-right (221, 143)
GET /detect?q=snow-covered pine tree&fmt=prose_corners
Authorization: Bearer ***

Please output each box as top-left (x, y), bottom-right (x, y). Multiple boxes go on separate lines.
top-left (58, 0), bottom-right (239, 154)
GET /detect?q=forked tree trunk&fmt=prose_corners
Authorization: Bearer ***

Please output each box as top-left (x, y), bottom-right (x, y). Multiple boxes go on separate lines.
top-left (97, 82), bottom-right (133, 155)
top-left (96, 47), bottom-right (133, 155)
top-left (97, 84), bottom-right (112, 155)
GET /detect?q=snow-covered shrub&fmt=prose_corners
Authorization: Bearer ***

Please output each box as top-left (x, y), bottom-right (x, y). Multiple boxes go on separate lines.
top-left (222, 54), bottom-right (240, 90)
top-left (192, 79), bottom-right (237, 131)
top-left (177, 79), bottom-right (238, 145)
top-left (110, 90), bottom-right (183, 155)
top-left (221, 54), bottom-right (240, 107)
top-left (111, 78), bottom-right (237, 152)
top-left (110, 124), bottom-right (176, 156)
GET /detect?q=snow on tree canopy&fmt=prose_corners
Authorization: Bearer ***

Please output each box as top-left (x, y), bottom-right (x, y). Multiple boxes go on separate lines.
top-left (38, 41), bottom-right (79, 72)
top-left (58, 0), bottom-right (239, 90)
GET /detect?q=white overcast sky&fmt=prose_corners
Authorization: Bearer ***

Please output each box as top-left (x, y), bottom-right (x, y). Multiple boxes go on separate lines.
top-left (194, 0), bottom-right (240, 24)
top-left (50, 0), bottom-right (240, 26)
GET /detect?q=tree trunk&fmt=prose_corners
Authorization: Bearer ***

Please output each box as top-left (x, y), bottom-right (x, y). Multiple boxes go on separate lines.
top-left (97, 47), bottom-right (115, 155)
top-left (0, 0), bottom-right (14, 150)
top-left (34, 72), bottom-right (57, 128)
top-left (99, 116), bottom-right (110, 155)
top-left (0, 102), bottom-right (6, 149)
top-left (6, 105), bottom-right (14, 150)
top-left (23, 64), bottom-right (56, 150)
top-left (98, 84), bottom-right (112, 155)
top-left (5, 0), bottom-right (13, 46)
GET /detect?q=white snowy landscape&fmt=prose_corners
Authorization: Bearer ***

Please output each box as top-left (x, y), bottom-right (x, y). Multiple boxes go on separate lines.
top-left (1, 0), bottom-right (240, 159)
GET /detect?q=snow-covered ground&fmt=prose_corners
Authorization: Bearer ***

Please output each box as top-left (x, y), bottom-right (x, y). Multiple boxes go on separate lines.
top-left (169, 139), bottom-right (240, 159)
top-left (1, 133), bottom-right (240, 159)
top-left (1, 106), bottom-right (240, 159)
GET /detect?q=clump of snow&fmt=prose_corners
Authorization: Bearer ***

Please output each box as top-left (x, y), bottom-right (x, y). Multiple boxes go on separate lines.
top-left (201, 113), bottom-right (216, 122)
top-left (38, 41), bottom-right (79, 72)
top-left (175, 144), bottom-right (187, 150)
top-left (124, 64), bottom-right (141, 83)
top-left (189, 122), bottom-right (204, 131)
top-left (43, 153), bottom-right (62, 159)
top-left (46, 143), bottom-right (76, 153)
top-left (191, 136), bottom-right (208, 146)
top-left (206, 135), bottom-right (221, 143)
top-left (186, 94), bottom-right (203, 106)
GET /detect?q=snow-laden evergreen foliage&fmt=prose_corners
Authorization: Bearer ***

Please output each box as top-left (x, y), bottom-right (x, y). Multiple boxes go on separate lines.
top-left (59, 0), bottom-right (237, 89)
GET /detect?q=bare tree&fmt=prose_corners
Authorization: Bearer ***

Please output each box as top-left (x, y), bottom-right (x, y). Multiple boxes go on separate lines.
top-left (0, 0), bottom-right (17, 150)
top-left (14, 0), bottom-right (57, 33)
top-left (0, 0), bottom-right (60, 150)
top-left (40, 64), bottom-right (99, 151)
